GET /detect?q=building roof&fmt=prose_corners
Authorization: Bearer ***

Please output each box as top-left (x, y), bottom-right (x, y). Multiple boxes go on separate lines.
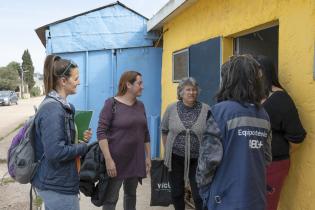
top-left (147, 0), bottom-right (196, 32)
top-left (35, 1), bottom-right (148, 47)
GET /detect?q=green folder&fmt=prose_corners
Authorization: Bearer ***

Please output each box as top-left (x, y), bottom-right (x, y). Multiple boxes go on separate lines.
top-left (74, 110), bottom-right (93, 141)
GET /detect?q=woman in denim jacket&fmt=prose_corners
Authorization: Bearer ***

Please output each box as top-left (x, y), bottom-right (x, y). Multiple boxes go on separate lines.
top-left (32, 55), bottom-right (92, 210)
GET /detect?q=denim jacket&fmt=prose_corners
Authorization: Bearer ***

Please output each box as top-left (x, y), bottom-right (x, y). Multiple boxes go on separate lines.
top-left (32, 91), bottom-right (88, 194)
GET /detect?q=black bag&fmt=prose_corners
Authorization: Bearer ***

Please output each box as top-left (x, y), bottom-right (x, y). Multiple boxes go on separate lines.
top-left (150, 160), bottom-right (172, 206)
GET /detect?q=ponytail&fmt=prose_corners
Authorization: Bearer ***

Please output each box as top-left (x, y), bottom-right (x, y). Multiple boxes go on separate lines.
top-left (43, 55), bottom-right (78, 95)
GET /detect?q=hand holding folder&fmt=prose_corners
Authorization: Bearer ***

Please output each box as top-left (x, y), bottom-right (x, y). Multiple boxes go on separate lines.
top-left (74, 110), bottom-right (93, 142)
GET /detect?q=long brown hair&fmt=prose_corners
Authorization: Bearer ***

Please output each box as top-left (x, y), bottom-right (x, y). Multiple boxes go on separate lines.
top-left (116, 71), bottom-right (142, 96)
top-left (254, 55), bottom-right (283, 97)
top-left (216, 54), bottom-right (264, 107)
top-left (43, 55), bottom-right (78, 95)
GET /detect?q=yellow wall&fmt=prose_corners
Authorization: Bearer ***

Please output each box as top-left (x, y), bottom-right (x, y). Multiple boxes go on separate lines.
top-left (161, 0), bottom-right (315, 209)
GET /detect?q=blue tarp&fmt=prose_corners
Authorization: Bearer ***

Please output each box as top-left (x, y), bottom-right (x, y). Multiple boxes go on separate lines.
top-left (46, 4), bottom-right (156, 53)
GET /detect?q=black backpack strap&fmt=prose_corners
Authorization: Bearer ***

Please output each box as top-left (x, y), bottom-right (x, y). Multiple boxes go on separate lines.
top-left (109, 97), bottom-right (116, 127)
top-left (111, 97), bottom-right (116, 117)
top-left (29, 185), bottom-right (33, 210)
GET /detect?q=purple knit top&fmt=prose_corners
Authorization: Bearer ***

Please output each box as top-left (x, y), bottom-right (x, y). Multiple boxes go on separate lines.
top-left (97, 98), bottom-right (150, 179)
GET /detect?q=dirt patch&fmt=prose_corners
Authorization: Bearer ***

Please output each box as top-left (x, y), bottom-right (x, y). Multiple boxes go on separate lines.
top-left (0, 130), bottom-right (32, 210)
top-left (0, 170), bottom-right (31, 210)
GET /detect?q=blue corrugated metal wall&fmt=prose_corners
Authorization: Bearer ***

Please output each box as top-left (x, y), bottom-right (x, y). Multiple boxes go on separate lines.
top-left (116, 47), bottom-right (162, 157)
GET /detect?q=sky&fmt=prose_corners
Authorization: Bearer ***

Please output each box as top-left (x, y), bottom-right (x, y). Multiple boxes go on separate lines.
top-left (0, 0), bottom-right (168, 73)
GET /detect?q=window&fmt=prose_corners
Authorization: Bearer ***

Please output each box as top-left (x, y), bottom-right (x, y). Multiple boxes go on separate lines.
top-left (172, 48), bottom-right (189, 82)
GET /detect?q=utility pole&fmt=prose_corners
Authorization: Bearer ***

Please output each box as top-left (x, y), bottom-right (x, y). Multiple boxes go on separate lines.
top-left (21, 68), bottom-right (24, 96)
top-left (21, 68), bottom-right (28, 97)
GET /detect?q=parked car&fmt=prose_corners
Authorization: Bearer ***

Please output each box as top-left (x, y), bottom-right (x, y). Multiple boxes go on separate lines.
top-left (0, 91), bottom-right (18, 106)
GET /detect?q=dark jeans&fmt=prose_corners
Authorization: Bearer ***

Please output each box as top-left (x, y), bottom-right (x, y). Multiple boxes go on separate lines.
top-left (102, 177), bottom-right (138, 210)
top-left (169, 153), bottom-right (203, 210)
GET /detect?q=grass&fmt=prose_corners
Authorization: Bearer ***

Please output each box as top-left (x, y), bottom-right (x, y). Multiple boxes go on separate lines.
top-left (0, 177), bottom-right (15, 185)
top-left (0, 122), bottom-right (24, 141)
top-left (33, 196), bottom-right (43, 208)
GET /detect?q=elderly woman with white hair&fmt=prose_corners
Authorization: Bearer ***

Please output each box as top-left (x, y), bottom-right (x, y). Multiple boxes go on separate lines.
top-left (161, 77), bottom-right (209, 210)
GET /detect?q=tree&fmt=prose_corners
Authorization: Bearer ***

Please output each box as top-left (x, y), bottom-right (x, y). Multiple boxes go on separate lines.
top-left (7, 61), bottom-right (21, 77)
top-left (22, 49), bottom-right (35, 91)
top-left (0, 63), bottom-right (20, 91)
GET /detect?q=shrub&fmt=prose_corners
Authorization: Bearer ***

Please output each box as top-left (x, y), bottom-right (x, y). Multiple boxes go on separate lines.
top-left (30, 86), bottom-right (41, 97)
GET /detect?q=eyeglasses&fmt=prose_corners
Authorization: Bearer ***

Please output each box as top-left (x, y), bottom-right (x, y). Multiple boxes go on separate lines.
top-left (60, 60), bottom-right (74, 76)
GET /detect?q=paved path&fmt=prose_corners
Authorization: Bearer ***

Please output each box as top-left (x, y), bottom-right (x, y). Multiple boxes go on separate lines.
top-left (0, 96), bottom-right (44, 139)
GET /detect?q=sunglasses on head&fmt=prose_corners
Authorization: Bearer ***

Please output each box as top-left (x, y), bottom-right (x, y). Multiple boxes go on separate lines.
top-left (60, 60), bottom-right (74, 76)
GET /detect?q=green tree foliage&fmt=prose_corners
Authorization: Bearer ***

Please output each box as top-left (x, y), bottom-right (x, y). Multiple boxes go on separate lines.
top-left (0, 63), bottom-right (20, 91)
top-left (22, 49), bottom-right (35, 91)
top-left (7, 61), bottom-right (21, 77)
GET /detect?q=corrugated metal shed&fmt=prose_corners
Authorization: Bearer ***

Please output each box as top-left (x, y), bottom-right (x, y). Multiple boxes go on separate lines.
top-left (36, 1), bottom-right (163, 158)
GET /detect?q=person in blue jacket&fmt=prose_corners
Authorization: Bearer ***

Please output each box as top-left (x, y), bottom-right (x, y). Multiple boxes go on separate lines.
top-left (196, 54), bottom-right (272, 210)
top-left (32, 55), bottom-right (92, 210)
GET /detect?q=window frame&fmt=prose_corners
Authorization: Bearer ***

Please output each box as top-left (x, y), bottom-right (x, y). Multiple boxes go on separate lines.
top-left (172, 48), bottom-right (189, 83)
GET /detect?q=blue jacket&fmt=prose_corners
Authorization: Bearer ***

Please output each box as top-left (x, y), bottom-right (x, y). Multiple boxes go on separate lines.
top-left (198, 101), bottom-right (272, 210)
top-left (32, 95), bottom-right (88, 194)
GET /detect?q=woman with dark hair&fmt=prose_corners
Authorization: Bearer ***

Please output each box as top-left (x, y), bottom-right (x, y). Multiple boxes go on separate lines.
top-left (97, 71), bottom-right (151, 210)
top-left (161, 77), bottom-right (209, 210)
top-left (196, 55), bottom-right (272, 210)
top-left (255, 55), bottom-right (306, 210)
top-left (32, 55), bottom-right (92, 210)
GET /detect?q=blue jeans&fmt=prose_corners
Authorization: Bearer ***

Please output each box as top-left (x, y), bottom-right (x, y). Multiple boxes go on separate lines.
top-left (35, 188), bottom-right (79, 210)
top-left (102, 177), bottom-right (138, 210)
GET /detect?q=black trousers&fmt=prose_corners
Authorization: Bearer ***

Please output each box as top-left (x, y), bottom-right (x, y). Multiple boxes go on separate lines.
top-left (169, 153), bottom-right (203, 210)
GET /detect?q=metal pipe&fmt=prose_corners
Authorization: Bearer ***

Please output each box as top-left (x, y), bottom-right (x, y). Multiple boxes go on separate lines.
top-left (111, 49), bottom-right (117, 96)
top-left (85, 51), bottom-right (89, 109)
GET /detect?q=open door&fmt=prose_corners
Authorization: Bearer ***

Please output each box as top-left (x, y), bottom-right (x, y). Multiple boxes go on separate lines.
top-left (234, 26), bottom-right (279, 70)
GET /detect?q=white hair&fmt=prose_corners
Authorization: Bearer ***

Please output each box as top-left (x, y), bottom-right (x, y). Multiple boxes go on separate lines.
top-left (177, 77), bottom-right (200, 100)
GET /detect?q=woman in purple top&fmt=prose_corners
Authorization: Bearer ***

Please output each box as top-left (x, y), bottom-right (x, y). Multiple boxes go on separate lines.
top-left (97, 70), bottom-right (151, 210)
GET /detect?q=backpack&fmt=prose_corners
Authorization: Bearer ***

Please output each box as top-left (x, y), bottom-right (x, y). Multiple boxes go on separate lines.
top-left (7, 98), bottom-right (54, 184)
